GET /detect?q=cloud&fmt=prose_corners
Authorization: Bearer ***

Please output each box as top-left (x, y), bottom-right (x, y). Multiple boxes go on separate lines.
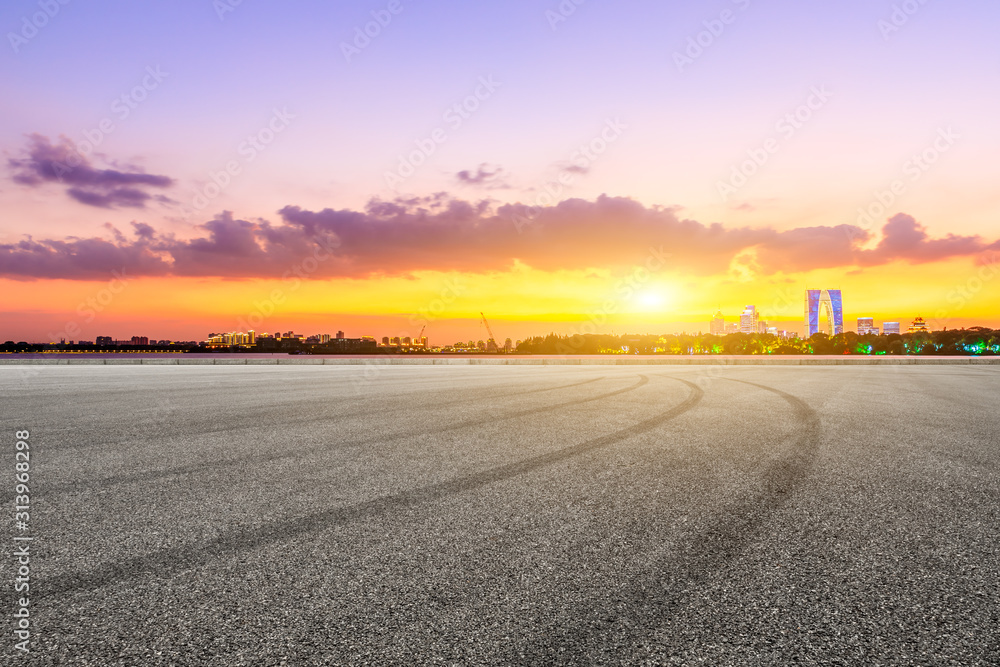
top-left (1, 196), bottom-right (996, 281)
top-left (856, 213), bottom-right (992, 265)
top-left (7, 134), bottom-right (173, 208)
top-left (455, 163), bottom-right (509, 188)
top-left (0, 222), bottom-right (171, 281)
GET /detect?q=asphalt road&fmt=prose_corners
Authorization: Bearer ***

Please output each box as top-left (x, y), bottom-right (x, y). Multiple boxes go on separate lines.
top-left (3, 364), bottom-right (999, 665)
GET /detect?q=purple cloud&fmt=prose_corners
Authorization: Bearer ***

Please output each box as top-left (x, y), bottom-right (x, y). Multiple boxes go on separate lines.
top-left (856, 214), bottom-right (990, 265)
top-left (1, 197), bottom-right (996, 281)
top-left (455, 163), bottom-right (509, 188)
top-left (8, 134), bottom-right (173, 209)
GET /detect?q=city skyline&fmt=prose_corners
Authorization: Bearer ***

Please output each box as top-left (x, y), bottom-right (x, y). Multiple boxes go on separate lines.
top-left (2, 308), bottom-right (959, 348)
top-left (2, 1), bottom-right (999, 342)
top-left (0, 285), bottom-right (970, 346)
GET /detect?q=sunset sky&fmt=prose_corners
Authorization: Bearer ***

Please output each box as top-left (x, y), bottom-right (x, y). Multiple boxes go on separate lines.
top-left (2, 0), bottom-right (998, 344)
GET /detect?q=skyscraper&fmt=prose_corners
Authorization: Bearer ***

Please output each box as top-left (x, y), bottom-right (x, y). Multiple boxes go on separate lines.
top-left (739, 305), bottom-right (758, 334)
top-left (805, 289), bottom-right (844, 337)
top-left (710, 310), bottom-right (726, 335)
top-left (857, 317), bottom-right (875, 335)
top-left (882, 322), bottom-right (900, 335)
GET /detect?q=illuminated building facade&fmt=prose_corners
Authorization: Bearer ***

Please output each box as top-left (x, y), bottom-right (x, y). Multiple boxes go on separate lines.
top-left (857, 317), bottom-right (876, 335)
top-left (710, 310), bottom-right (726, 335)
top-left (882, 322), bottom-right (900, 335)
top-left (805, 289), bottom-right (844, 337)
top-left (739, 305), bottom-right (759, 334)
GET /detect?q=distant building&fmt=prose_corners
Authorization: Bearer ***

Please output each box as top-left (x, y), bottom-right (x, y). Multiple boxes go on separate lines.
top-left (857, 317), bottom-right (875, 335)
top-left (324, 337), bottom-right (378, 354)
top-left (739, 306), bottom-right (758, 334)
top-left (336, 331), bottom-right (345, 339)
top-left (882, 322), bottom-right (900, 335)
top-left (710, 310), bottom-right (726, 335)
top-left (131, 336), bottom-right (149, 346)
top-left (381, 336), bottom-right (390, 346)
top-left (908, 317), bottom-right (929, 333)
top-left (805, 289), bottom-right (844, 336)
top-left (319, 334), bottom-right (331, 344)
top-left (96, 336), bottom-right (113, 346)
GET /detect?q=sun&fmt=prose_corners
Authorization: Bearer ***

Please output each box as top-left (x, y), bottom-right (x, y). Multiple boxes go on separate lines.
top-left (635, 289), bottom-right (668, 311)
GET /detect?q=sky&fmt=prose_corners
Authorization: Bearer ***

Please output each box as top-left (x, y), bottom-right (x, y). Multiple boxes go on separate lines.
top-left (2, 0), bottom-right (999, 344)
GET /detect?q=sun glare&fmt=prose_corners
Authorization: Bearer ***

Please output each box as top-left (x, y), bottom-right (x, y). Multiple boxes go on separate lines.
top-left (636, 289), bottom-right (668, 311)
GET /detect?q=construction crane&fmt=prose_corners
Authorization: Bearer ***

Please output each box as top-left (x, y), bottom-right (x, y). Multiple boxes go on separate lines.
top-left (417, 324), bottom-right (426, 349)
top-left (480, 312), bottom-right (505, 353)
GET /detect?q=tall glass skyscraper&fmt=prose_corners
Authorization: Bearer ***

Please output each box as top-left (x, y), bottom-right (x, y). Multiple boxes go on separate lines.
top-left (739, 305), bottom-right (759, 334)
top-left (805, 289), bottom-right (844, 336)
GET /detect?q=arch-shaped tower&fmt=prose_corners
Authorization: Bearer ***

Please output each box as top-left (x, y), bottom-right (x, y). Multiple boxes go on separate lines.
top-left (805, 289), bottom-right (844, 337)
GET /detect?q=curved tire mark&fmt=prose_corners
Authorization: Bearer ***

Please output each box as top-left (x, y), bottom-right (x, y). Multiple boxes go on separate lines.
top-left (45, 374), bottom-right (608, 454)
top-left (40, 376), bottom-right (703, 599)
top-left (513, 377), bottom-right (821, 664)
top-left (18, 376), bottom-right (610, 500)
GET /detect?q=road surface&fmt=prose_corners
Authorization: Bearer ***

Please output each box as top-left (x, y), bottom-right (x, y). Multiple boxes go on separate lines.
top-left (2, 364), bottom-right (998, 665)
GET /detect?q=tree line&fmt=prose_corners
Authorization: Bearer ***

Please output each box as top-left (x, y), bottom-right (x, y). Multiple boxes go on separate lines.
top-left (514, 328), bottom-right (1000, 356)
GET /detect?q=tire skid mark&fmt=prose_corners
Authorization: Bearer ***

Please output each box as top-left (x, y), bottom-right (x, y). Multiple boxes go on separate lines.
top-left (9, 376), bottom-right (608, 500)
top-left (40, 373), bottom-right (608, 454)
top-left (511, 377), bottom-right (821, 664)
top-left (39, 375), bottom-right (702, 599)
